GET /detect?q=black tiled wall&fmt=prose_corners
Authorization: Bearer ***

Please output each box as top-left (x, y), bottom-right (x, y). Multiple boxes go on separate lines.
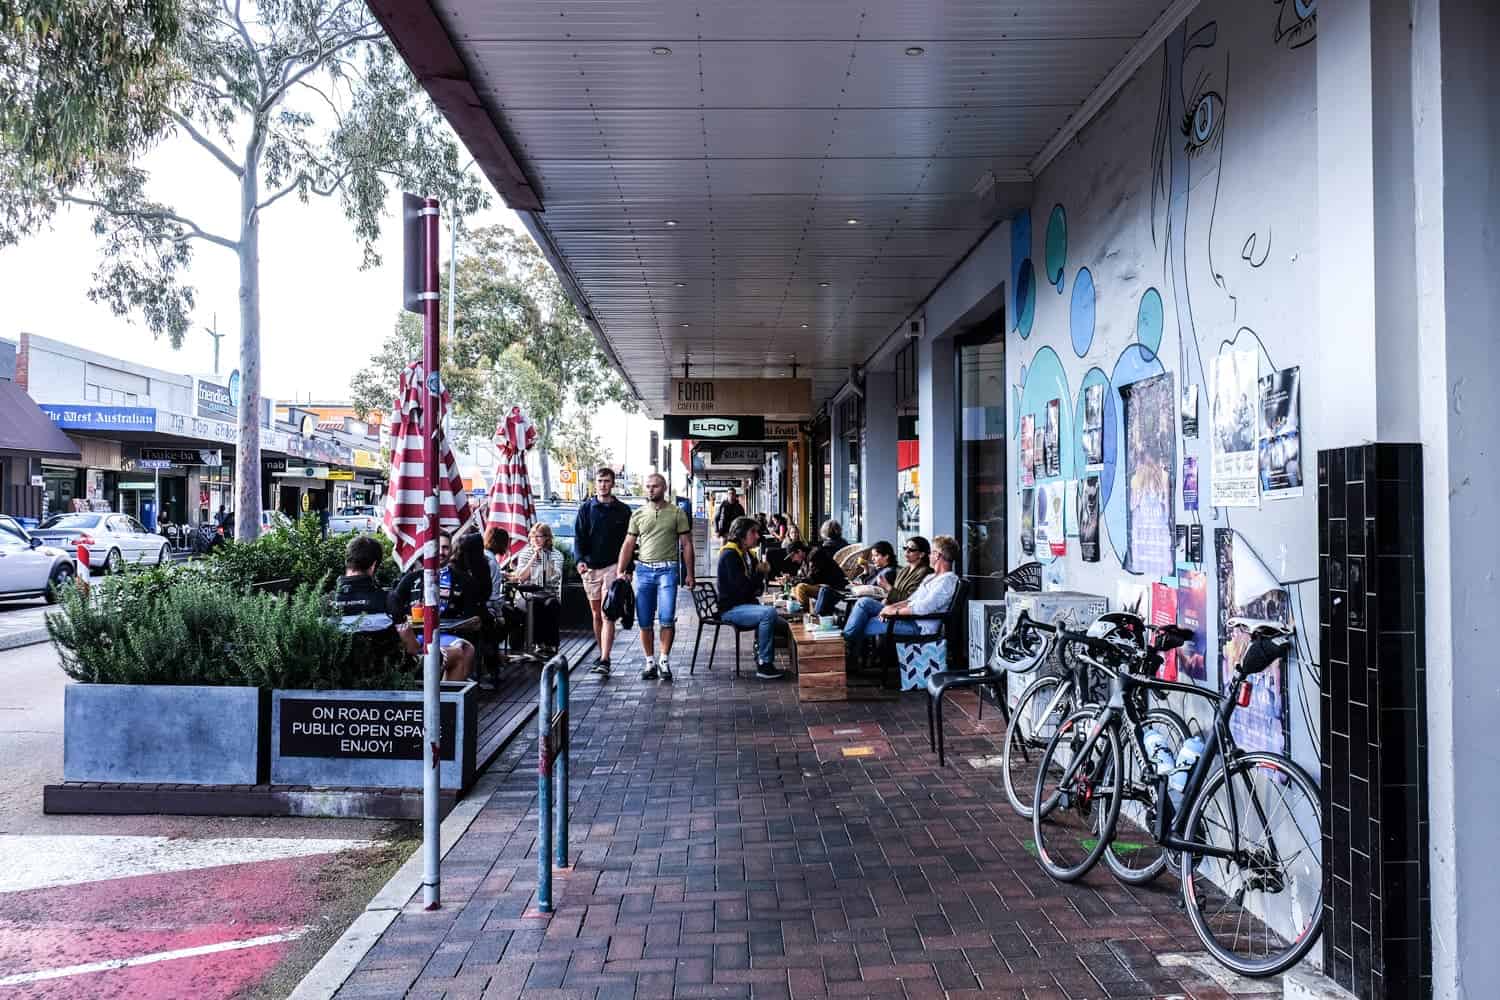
top-left (1318, 444), bottom-right (1430, 1000)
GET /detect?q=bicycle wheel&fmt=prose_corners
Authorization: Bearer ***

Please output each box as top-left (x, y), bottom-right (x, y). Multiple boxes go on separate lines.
top-left (1002, 674), bottom-right (1070, 818)
top-left (1031, 709), bottom-right (1122, 882)
top-left (1179, 752), bottom-right (1323, 977)
top-left (1101, 708), bottom-right (1188, 885)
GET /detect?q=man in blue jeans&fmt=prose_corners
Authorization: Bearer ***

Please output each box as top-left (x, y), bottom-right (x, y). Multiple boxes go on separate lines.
top-left (617, 472), bottom-right (695, 682)
top-left (715, 516), bottom-right (787, 680)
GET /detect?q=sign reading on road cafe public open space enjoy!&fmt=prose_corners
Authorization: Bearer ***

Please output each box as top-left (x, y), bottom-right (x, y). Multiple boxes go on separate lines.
top-left (278, 697), bottom-right (457, 761)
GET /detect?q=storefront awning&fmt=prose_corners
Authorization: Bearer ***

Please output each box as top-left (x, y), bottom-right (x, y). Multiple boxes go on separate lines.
top-left (0, 382), bottom-right (82, 459)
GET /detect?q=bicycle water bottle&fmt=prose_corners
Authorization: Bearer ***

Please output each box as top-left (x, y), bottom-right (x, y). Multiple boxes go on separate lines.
top-left (1142, 731), bottom-right (1176, 778)
top-left (1167, 736), bottom-right (1205, 814)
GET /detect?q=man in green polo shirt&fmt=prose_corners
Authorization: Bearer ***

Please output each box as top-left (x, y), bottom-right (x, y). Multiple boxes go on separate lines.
top-left (617, 472), bottom-right (696, 681)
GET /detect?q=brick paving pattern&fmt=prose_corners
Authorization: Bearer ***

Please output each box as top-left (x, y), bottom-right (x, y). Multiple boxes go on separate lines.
top-left (337, 617), bottom-right (1286, 999)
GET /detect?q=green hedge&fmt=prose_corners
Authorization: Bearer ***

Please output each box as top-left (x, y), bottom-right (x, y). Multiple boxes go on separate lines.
top-left (206, 516), bottom-right (400, 592)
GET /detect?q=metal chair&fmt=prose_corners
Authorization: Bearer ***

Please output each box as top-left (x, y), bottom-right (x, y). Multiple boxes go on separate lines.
top-left (688, 581), bottom-right (758, 677)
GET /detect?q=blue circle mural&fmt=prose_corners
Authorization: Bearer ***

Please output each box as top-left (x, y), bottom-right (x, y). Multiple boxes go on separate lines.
top-left (1102, 344), bottom-right (1166, 568)
top-left (1018, 347), bottom-right (1074, 564)
top-left (1045, 204), bottom-right (1068, 292)
top-left (1136, 287), bottom-right (1165, 355)
top-left (1070, 268), bottom-right (1096, 357)
top-left (1017, 259), bottom-right (1036, 338)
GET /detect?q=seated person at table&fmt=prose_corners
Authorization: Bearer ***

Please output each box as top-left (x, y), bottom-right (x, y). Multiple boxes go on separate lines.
top-left (867, 534), bottom-right (960, 637)
top-left (788, 538), bottom-right (847, 614)
top-left (717, 516), bottom-right (788, 681)
top-left (848, 541), bottom-right (898, 595)
top-left (508, 522), bottom-right (564, 652)
top-left (390, 531), bottom-right (492, 682)
top-left (842, 535), bottom-right (933, 641)
top-left (333, 535), bottom-right (389, 615)
top-left (483, 526), bottom-right (524, 644)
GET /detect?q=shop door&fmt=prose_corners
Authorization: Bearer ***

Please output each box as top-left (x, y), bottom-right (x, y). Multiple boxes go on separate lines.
top-left (956, 322), bottom-right (1007, 600)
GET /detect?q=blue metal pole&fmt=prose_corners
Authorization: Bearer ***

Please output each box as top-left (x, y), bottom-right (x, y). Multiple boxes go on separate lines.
top-left (556, 662), bottom-right (569, 869)
top-left (537, 662), bottom-right (553, 913)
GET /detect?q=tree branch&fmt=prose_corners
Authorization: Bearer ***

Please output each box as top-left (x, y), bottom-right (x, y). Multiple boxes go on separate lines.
top-left (63, 195), bottom-right (239, 251)
top-left (228, 0), bottom-right (268, 92)
top-left (169, 110), bottom-right (243, 177)
top-left (262, 25), bottom-right (383, 112)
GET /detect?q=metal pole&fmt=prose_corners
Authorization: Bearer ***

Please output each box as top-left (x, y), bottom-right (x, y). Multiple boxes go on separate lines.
top-left (447, 208), bottom-right (458, 352)
top-left (420, 195), bottom-right (443, 911)
top-left (537, 661), bottom-right (554, 913)
top-left (555, 662), bottom-right (569, 869)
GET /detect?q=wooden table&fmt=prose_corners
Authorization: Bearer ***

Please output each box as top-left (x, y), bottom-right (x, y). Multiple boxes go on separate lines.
top-left (789, 621), bottom-right (847, 701)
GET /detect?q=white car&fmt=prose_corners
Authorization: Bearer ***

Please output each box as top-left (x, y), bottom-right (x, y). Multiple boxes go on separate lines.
top-left (0, 515), bottom-right (76, 602)
top-left (31, 512), bottom-right (171, 573)
top-left (261, 510), bottom-right (292, 535)
top-left (328, 505), bottom-right (380, 535)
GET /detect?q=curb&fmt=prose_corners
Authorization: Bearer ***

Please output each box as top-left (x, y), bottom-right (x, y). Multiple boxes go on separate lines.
top-left (0, 627), bottom-right (49, 652)
top-left (287, 648), bottom-right (593, 1000)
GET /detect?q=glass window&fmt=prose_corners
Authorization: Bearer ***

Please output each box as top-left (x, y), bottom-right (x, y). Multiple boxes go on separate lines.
top-left (0, 517), bottom-right (28, 545)
top-left (956, 321), bottom-right (1006, 599)
top-left (40, 513), bottom-right (100, 530)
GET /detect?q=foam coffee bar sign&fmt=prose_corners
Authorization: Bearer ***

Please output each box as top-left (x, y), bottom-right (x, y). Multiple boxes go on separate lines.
top-left (669, 377), bottom-right (812, 418)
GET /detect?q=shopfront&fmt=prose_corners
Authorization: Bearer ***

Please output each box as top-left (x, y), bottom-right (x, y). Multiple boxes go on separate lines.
top-left (955, 321), bottom-right (1006, 599)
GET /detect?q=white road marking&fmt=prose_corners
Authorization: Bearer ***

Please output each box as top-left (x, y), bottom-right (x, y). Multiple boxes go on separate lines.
top-left (0, 927), bottom-right (310, 986)
top-left (0, 835), bottom-right (372, 894)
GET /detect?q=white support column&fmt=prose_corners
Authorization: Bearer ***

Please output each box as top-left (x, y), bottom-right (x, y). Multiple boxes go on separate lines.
top-left (1411, 3), bottom-right (1500, 997)
top-left (861, 372), bottom-right (898, 543)
top-left (918, 332), bottom-right (955, 540)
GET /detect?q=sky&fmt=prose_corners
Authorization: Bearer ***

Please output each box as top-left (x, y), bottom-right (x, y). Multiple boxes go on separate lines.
top-left (0, 130), bottom-right (654, 472)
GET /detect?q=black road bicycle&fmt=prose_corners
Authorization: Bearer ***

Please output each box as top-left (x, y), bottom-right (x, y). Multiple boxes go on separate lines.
top-left (1029, 617), bottom-right (1323, 978)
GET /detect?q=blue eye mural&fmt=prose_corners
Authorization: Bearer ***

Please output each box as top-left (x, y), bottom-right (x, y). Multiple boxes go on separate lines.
top-left (1070, 268), bottom-right (1096, 357)
top-left (1274, 0), bottom-right (1317, 49)
top-left (1182, 91), bottom-right (1225, 156)
top-left (1136, 287), bottom-right (1165, 355)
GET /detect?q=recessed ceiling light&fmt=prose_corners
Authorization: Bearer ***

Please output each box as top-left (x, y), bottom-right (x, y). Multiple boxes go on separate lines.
top-left (651, 46), bottom-right (672, 56)
top-left (845, 218), bottom-right (859, 225)
top-left (664, 219), bottom-right (678, 227)
top-left (674, 281), bottom-right (685, 287)
top-left (905, 46), bottom-right (926, 57)
top-left (818, 281), bottom-right (831, 287)
top-left (800, 323), bottom-right (809, 329)
top-left (680, 322), bottom-right (690, 327)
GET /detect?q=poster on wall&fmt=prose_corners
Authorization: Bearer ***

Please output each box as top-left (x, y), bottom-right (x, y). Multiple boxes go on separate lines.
top-left (1183, 456), bottom-right (1199, 510)
top-left (1064, 480), bottom-right (1078, 537)
top-left (1019, 487), bottom-right (1035, 556)
top-left (1187, 524), bottom-right (1203, 563)
top-left (1210, 351), bottom-right (1260, 508)
top-left (1181, 385), bottom-right (1200, 439)
top-left (1036, 481), bottom-right (1066, 557)
top-left (1043, 399), bottom-right (1061, 478)
top-left (1121, 372), bottom-right (1176, 577)
top-left (1150, 582), bottom-right (1178, 680)
top-left (1174, 525), bottom-right (1188, 566)
top-left (1116, 581), bottom-right (1149, 618)
top-left (1082, 384), bottom-right (1105, 467)
top-left (1216, 528), bottom-right (1292, 756)
top-left (1258, 366), bottom-right (1304, 500)
top-left (1020, 415), bottom-right (1036, 487)
top-left (1175, 570), bottom-right (1210, 683)
top-left (1078, 475), bottom-right (1101, 562)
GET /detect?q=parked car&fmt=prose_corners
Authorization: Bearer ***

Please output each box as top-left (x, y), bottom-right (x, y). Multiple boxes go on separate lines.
top-left (30, 512), bottom-right (170, 573)
top-left (261, 511), bottom-right (293, 535)
top-left (0, 515), bottom-right (76, 602)
top-left (531, 502), bottom-right (580, 577)
top-left (328, 505), bottom-right (380, 535)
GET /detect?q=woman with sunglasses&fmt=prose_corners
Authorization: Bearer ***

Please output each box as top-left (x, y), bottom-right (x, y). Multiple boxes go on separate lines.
top-left (841, 535), bottom-right (933, 643)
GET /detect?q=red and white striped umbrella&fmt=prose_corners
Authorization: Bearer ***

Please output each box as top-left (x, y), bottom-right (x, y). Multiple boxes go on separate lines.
top-left (382, 360), bottom-right (472, 571)
top-left (486, 406), bottom-right (537, 558)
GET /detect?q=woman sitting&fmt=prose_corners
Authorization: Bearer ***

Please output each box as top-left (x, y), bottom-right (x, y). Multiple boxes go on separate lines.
top-left (390, 531), bottom-right (493, 682)
top-left (842, 535), bottom-right (933, 645)
top-left (483, 526), bottom-right (525, 651)
top-left (508, 522), bottom-right (564, 653)
top-left (716, 516), bottom-right (787, 681)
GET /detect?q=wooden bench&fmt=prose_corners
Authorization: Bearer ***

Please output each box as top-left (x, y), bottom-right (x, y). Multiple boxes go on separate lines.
top-left (790, 621), bottom-right (846, 702)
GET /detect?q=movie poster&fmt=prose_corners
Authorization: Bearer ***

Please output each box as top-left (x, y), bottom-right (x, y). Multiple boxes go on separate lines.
top-left (1020, 414), bottom-right (1036, 487)
top-left (1151, 582), bottom-right (1178, 680)
top-left (1216, 528), bottom-right (1292, 756)
top-left (1183, 456), bottom-right (1199, 510)
top-left (1210, 351), bottom-right (1260, 508)
top-left (1020, 487), bottom-right (1035, 556)
top-left (1258, 366), bottom-right (1304, 500)
top-left (1176, 569), bottom-right (1210, 683)
top-left (1078, 475), bottom-right (1101, 562)
top-left (1174, 525), bottom-right (1188, 566)
top-left (1036, 481), bottom-right (1066, 557)
top-left (1181, 384), bottom-right (1200, 438)
top-left (1082, 384), bottom-right (1105, 467)
top-left (1044, 399), bottom-right (1061, 478)
top-left (1121, 372), bottom-right (1176, 577)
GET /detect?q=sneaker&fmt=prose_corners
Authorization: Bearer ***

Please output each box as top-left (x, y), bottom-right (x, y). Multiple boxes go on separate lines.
top-left (755, 663), bottom-right (786, 681)
top-left (640, 662), bottom-right (660, 680)
top-left (658, 659), bottom-right (674, 683)
top-left (590, 659), bottom-right (611, 676)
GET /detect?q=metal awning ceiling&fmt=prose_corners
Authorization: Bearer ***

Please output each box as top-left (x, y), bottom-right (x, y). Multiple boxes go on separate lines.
top-left (374, 1), bottom-right (1177, 416)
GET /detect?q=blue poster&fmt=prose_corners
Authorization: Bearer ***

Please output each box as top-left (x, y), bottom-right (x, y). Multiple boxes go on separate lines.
top-left (40, 404), bottom-right (157, 431)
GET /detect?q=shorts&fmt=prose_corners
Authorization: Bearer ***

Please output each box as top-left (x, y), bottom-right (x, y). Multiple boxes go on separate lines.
top-left (581, 563), bottom-right (619, 602)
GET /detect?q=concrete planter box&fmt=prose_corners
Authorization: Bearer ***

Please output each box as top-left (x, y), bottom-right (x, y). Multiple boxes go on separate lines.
top-left (270, 681), bottom-right (478, 791)
top-left (63, 684), bottom-right (268, 785)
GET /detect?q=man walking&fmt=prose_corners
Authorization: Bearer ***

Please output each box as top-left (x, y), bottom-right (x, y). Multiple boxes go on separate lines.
top-left (617, 472), bottom-right (695, 682)
top-left (714, 488), bottom-right (745, 542)
top-left (575, 467), bottom-right (633, 677)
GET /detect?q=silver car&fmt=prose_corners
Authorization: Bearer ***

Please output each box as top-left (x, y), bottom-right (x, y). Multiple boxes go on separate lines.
top-left (0, 515), bottom-right (76, 602)
top-left (31, 512), bottom-right (171, 573)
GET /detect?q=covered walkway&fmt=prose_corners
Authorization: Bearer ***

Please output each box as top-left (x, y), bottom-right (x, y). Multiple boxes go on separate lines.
top-left (336, 624), bottom-right (1280, 1000)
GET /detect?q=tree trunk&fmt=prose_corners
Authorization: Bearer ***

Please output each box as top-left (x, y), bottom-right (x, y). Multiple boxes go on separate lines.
top-left (537, 415), bottom-right (553, 501)
top-left (234, 146), bottom-right (263, 542)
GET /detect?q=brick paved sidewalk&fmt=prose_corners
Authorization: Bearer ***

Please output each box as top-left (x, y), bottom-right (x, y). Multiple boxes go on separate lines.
top-left (335, 619), bottom-right (1285, 1000)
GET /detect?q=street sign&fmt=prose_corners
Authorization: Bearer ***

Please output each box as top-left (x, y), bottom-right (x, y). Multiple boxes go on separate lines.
top-left (278, 697), bottom-right (456, 760)
top-left (402, 193), bottom-right (425, 314)
top-left (662, 414), bottom-right (765, 440)
top-left (301, 493), bottom-right (311, 513)
top-left (668, 377), bottom-right (811, 417)
top-left (327, 469), bottom-right (355, 481)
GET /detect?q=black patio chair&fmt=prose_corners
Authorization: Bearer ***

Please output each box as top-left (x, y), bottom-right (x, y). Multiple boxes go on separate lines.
top-left (1002, 561), bottom-right (1043, 593)
top-left (688, 581), bottom-right (758, 677)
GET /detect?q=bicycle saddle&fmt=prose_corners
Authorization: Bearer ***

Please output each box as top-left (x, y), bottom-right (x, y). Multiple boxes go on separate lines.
top-left (1227, 616), bottom-right (1295, 638)
top-left (1238, 633), bottom-right (1293, 675)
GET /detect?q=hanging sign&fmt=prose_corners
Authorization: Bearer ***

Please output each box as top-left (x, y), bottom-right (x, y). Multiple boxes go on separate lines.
top-left (663, 414), bottom-right (766, 440)
top-left (668, 378), bottom-right (812, 418)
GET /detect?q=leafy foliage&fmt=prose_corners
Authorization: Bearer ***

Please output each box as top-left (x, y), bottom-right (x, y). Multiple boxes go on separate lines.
top-left (207, 514), bottom-right (398, 592)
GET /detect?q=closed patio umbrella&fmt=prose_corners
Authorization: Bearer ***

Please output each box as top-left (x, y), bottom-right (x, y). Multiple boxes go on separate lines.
top-left (486, 406), bottom-right (537, 560)
top-left (382, 360), bottom-right (472, 570)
